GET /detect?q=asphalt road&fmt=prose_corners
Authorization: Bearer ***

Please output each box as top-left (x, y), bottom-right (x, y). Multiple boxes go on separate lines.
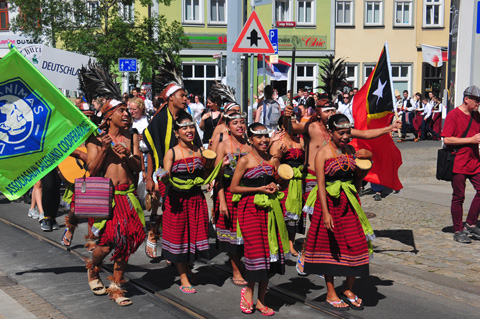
top-left (0, 191), bottom-right (479, 318)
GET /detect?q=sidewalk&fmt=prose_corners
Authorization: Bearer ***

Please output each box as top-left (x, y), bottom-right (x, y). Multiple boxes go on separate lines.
top-left (0, 271), bottom-right (66, 319)
top-left (361, 139), bottom-right (480, 306)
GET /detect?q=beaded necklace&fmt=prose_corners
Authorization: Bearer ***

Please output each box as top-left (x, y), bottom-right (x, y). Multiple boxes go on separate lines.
top-left (328, 141), bottom-right (350, 172)
top-left (281, 136), bottom-right (300, 159)
top-left (179, 143), bottom-right (195, 174)
top-left (250, 152), bottom-right (273, 176)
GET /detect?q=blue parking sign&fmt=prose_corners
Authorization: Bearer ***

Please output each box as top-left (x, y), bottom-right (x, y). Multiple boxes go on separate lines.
top-left (119, 58), bottom-right (138, 72)
top-left (269, 29), bottom-right (278, 54)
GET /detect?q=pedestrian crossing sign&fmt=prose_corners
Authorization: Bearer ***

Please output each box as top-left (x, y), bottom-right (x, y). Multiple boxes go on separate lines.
top-left (232, 11), bottom-right (275, 54)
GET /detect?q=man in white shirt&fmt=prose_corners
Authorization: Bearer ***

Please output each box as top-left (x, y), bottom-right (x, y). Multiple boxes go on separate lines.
top-left (398, 90), bottom-right (419, 142)
top-left (189, 95), bottom-right (205, 124)
top-left (337, 93), bottom-right (354, 124)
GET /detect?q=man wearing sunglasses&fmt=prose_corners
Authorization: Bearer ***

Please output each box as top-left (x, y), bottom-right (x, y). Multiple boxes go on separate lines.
top-left (442, 85), bottom-right (480, 244)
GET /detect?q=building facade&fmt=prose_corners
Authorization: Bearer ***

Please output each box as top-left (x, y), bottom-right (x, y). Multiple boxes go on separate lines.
top-left (335, 0), bottom-right (450, 99)
top-left (158, 0), bottom-right (335, 99)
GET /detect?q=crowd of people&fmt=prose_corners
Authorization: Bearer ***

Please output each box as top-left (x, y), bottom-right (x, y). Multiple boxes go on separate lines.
top-left (20, 72), bottom-right (408, 313)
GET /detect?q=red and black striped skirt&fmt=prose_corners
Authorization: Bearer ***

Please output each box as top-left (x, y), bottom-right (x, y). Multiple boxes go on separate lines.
top-left (162, 187), bottom-right (210, 263)
top-left (215, 187), bottom-right (243, 254)
top-left (237, 194), bottom-right (285, 282)
top-left (304, 190), bottom-right (369, 277)
top-left (97, 184), bottom-right (146, 262)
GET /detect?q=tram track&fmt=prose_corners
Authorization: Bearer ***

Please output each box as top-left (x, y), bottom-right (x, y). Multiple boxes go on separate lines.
top-left (0, 215), bottom-right (358, 319)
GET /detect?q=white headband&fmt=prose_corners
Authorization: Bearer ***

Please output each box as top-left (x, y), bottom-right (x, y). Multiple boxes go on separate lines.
top-left (176, 121), bottom-right (195, 127)
top-left (224, 112), bottom-right (246, 120)
top-left (334, 122), bottom-right (353, 129)
top-left (225, 102), bottom-right (240, 111)
top-left (249, 128), bottom-right (271, 135)
top-left (321, 107), bottom-right (336, 112)
top-left (165, 84), bottom-right (183, 98)
top-left (110, 99), bottom-right (123, 107)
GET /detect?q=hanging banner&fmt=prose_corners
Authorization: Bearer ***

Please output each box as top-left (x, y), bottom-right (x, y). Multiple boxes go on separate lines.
top-left (421, 44), bottom-right (443, 68)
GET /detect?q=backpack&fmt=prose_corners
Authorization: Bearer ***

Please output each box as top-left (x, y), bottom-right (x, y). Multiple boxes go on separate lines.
top-left (263, 99), bottom-right (281, 127)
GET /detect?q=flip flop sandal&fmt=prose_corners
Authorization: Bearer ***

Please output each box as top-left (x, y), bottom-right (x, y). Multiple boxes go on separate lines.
top-left (240, 288), bottom-right (253, 314)
top-left (231, 278), bottom-right (248, 287)
top-left (324, 300), bottom-right (350, 311)
top-left (296, 252), bottom-right (307, 276)
top-left (341, 294), bottom-right (364, 310)
top-left (61, 228), bottom-right (72, 247)
top-left (256, 306), bottom-right (275, 316)
top-left (145, 239), bottom-right (157, 259)
top-left (179, 286), bottom-right (196, 294)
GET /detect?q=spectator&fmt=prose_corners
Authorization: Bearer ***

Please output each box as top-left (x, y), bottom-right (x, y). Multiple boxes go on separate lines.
top-left (442, 86), bottom-right (480, 243)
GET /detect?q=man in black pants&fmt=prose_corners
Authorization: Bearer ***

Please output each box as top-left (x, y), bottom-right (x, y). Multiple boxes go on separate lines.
top-left (40, 170), bottom-right (62, 231)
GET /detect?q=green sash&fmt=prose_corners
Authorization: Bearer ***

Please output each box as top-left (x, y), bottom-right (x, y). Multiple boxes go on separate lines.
top-left (169, 161), bottom-right (222, 190)
top-left (62, 183), bottom-right (74, 204)
top-left (92, 184), bottom-right (145, 235)
top-left (326, 180), bottom-right (375, 255)
top-left (253, 192), bottom-right (290, 259)
top-left (284, 166), bottom-right (303, 220)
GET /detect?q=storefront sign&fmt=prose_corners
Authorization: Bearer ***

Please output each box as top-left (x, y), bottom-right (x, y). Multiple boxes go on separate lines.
top-left (187, 34), bottom-right (327, 51)
top-left (0, 35), bottom-right (40, 49)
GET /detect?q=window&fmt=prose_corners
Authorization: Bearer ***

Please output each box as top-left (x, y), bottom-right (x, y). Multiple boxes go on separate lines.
top-left (274, 0), bottom-right (292, 22)
top-left (365, 1), bottom-right (383, 26)
top-left (184, 0), bottom-right (203, 24)
top-left (336, 1), bottom-right (354, 26)
top-left (345, 64), bottom-right (358, 88)
top-left (394, 1), bottom-right (412, 26)
top-left (0, 0), bottom-right (7, 31)
top-left (87, 1), bottom-right (100, 20)
top-left (120, 3), bottom-right (134, 22)
top-left (297, 0), bottom-right (315, 25)
top-left (363, 64), bottom-right (376, 83)
top-left (209, 0), bottom-right (226, 24)
top-left (391, 64), bottom-right (411, 94)
top-left (183, 63), bottom-right (220, 99)
top-left (423, 0), bottom-right (444, 27)
top-left (296, 64), bottom-right (317, 92)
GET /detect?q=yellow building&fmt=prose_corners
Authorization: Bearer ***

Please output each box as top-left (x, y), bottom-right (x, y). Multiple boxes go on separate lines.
top-left (335, 0), bottom-right (450, 98)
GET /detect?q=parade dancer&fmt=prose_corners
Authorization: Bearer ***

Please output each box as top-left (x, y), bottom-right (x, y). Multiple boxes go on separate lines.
top-left (304, 114), bottom-right (374, 311)
top-left (230, 123), bottom-right (290, 316)
top-left (215, 111), bottom-right (250, 286)
top-left (284, 100), bottom-right (398, 274)
top-left (270, 116), bottom-right (305, 257)
top-left (85, 99), bottom-right (145, 306)
top-left (161, 111), bottom-right (224, 294)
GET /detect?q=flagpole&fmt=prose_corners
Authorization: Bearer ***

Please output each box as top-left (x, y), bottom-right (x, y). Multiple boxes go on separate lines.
top-left (263, 54), bottom-right (266, 91)
top-left (249, 53), bottom-right (254, 125)
top-left (288, 47), bottom-right (296, 134)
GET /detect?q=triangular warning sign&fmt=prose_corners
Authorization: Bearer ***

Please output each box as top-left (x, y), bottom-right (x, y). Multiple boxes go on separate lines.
top-left (232, 11), bottom-right (275, 54)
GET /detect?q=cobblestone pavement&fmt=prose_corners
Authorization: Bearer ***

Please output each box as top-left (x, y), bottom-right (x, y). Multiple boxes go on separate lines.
top-left (361, 139), bottom-right (480, 292)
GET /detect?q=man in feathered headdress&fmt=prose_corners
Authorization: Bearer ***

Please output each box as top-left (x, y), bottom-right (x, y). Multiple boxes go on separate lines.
top-left (143, 56), bottom-right (202, 258)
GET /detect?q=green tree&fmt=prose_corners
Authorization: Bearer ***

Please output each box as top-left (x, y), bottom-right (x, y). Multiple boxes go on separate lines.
top-left (8, 0), bottom-right (186, 82)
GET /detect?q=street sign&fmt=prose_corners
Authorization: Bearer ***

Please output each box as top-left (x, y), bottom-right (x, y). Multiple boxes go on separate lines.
top-left (118, 58), bottom-right (137, 72)
top-left (232, 11), bottom-right (275, 54)
top-left (269, 29), bottom-right (278, 54)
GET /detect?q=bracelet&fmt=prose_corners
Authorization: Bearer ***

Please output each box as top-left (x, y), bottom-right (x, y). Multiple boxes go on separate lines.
top-left (128, 153), bottom-right (134, 159)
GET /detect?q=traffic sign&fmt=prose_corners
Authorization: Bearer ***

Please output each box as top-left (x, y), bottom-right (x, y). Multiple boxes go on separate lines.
top-left (269, 29), bottom-right (278, 54)
top-left (232, 11), bottom-right (275, 54)
top-left (119, 58), bottom-right (138, 72)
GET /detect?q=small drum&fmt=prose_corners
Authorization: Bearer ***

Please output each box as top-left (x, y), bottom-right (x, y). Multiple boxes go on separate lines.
top-left (202, 149), bottom-right (217, 170)
top-left (355, 158), bottom-right (372, 179)
top-left (355, 158), bottom-right (372, 171)
top-left (277, 164), bottom-right (294, 181)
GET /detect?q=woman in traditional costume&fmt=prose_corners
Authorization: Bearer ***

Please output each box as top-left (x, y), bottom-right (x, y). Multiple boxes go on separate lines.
top-left (304, 114), bottom-right (374, 311)
top-left (270, 116), bottom-right (305, 257)
top-left (215, 111), bottom-right (250, 286)
top-left (230, 123), bottom-right (290, 316)
top-left (161, 111), bottom-right (224, 294)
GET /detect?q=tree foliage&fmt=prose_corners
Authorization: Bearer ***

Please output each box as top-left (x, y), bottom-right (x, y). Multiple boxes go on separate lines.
top-left (317, 55), bottom-right (348, 101)
top-left (8, 0), bottom-right (186, 82)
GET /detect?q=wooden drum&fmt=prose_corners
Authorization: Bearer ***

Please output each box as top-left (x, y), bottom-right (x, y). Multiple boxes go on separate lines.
top-left (277, 164), bottom-right (294, 181)
top-left (355, 158), bottom-right (372, 179)
top-left (202, 149), bottom-right (217, 170)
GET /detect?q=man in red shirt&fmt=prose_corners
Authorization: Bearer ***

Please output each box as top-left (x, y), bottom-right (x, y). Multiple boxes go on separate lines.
top-left (442, 86), bottom-right (480, 243)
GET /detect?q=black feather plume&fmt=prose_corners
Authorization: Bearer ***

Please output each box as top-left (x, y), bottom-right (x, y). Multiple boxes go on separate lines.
top-left (209, 82), bottom-right (237, 104)
top-left (155, 51), bottom-right (184, 91)
top-left (78, 60), bottom-right (122, 103)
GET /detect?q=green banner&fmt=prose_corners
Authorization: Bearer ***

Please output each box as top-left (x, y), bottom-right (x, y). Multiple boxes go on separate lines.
top-left (0, 45), bottom-right (97, 200)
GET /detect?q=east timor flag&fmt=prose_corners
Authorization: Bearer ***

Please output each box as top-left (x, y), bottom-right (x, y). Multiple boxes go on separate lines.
top-left (350, 43), bottom-right (403, 191)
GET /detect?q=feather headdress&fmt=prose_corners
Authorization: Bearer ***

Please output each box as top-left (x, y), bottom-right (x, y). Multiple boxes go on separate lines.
top-left (78, 60), bottom-right (125, 128)
top-left (156, 52), bottom-right (184, 100)
top-left (209, 83), bottom-right (239, 111)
